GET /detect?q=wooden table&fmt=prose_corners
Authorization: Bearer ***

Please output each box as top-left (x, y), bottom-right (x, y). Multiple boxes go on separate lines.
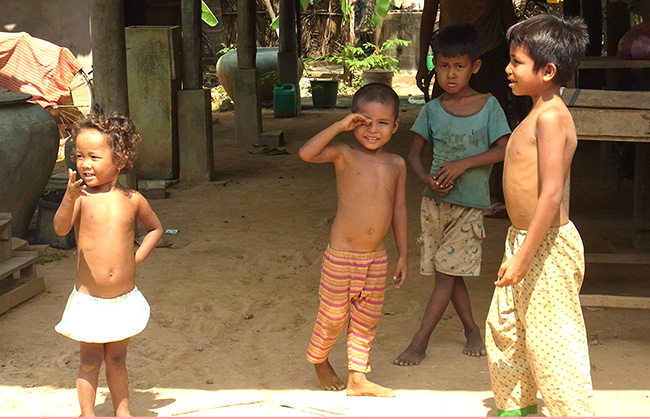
top-left (568, 56), bottom-right (650, 88)
top-left (561, 88), bottom-right (650, 309)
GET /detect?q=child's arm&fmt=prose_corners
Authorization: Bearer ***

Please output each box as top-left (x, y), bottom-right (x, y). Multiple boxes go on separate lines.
top-left (53, 168), bottom-right (86, 235)
top-left (134, 194), bottom-right (163, 267)
top-left (434, 134), bottom-right (509, 189)
top-left (391, 157), bottom-right (408, 289)
top-left (495, 110), bottom-right (568, 287)
top-left (298, 113), bottom-right (371, 163)
top-left (407, 134), bottom-right (452, 196)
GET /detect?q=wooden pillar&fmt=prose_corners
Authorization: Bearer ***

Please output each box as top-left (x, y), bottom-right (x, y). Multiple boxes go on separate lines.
top-left (90, 0), bottom-right (128, 115)
top-left (634, 143), bottom-right (650, 249)
top-left (181, 0), bottom-right (202, 89)
top-left (278, 0), bottom-right (300, 86)
top-left (237, 0), bottom-right (257, 69)
top-left (90, 0), bottom-right (135, 189)
top-left (234, 0), bottom-right (262, 143)
top-left (179, 0), bottom-right (215, 181)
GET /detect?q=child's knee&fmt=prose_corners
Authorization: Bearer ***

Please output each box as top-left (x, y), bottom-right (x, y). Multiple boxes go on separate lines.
top-left (105, 350), bottom-right (127, 366)
top-left (79, 350), bottom-right (103, 371)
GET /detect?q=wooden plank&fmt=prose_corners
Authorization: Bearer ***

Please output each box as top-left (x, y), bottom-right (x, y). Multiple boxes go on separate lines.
top-left (561, 88), bottom-right (650, 110)
top-left (0, 253), bottom-right (38, 281)
top-left (585, 253), bottom-right (650, 264)
top-left (0, 213), bottom-right (11, 241)
top-left (568, 108), bottom-right (650, 140)
top-left (580, 294), bottom-right (650, 310)
top-left (0, 276), bottom-right (45, 315)
top-left (577, 56), bottom-right (650, 70)
top-left (574, 219), bottom-right (650, 231)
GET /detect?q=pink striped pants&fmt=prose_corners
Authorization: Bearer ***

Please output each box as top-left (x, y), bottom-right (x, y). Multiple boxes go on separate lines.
top-left (306, 245), bottom-right (387, 373)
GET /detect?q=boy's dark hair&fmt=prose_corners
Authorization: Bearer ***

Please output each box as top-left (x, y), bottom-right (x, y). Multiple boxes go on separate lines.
top-left (351, 83), bottom-right (400, 119)
top-left (506, 13), bottom-right (588, 86)
top-left (71, 112), bottom-right (142, 173)
top-left (432, 24), bottom-right (480, 62)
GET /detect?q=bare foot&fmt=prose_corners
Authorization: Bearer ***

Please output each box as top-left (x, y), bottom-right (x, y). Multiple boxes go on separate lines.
top-left (346, 371), bottom-right (394, 397)
top-left (314, 360), bottom-right (345, 391)
top-left (463, 329), bottom-right (486, 357)
top-left (393, 342), bottom-right (427, 366)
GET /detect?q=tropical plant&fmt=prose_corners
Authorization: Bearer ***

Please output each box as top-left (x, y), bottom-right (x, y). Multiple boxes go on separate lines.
top-left (306, 38), bottom-right (411, 88)
top-left (201, 1), bottom-right (218, 26)
top-left (270, 0), bottom-right (392, 30)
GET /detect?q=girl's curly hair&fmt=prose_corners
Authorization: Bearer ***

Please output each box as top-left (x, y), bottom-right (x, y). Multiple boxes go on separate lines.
top-left (71, 112), bottom-right (142, 173)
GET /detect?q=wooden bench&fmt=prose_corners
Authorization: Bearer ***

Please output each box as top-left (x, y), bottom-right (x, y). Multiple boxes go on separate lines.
top-left (0, 213), bottom-right (45, 315)
top-left (561, 88), bottom-right (650, 309)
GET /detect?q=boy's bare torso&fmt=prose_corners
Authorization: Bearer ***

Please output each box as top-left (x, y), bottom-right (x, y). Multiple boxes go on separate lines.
top-left (330, 145), bottom-right (404, 253)
top-left (74, 187), bottom-right (141, 298)
top-left (503, 97), bottom-right (576, 230)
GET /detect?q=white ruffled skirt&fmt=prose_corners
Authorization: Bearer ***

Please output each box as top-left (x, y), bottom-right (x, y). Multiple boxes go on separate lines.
top-left (55, 286), bottom-right (150, 343)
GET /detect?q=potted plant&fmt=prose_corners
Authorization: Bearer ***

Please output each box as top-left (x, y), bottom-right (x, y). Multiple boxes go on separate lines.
top-left (301, 60), bottom-right (340, 108)
top-left (311, 38), bottom-right (411, 89)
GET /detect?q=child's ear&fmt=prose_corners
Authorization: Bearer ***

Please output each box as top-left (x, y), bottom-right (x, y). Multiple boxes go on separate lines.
top-left (391, 118), bottom-right (400, 134)
top-left (542, 63), bottom-right (557, 82)
top-left (472, 59), bottom-right (483, 74)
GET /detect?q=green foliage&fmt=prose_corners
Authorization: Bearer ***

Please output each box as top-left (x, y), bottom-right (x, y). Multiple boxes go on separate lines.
top-left (36, 250), bottom-right (68, 265)
top-left (260, 70), bottom-right (278, 86)
top-left (218, 43), bottom-right (236, 56)
top-left (271, 0), bottom-right (391, 29)
top-left (214, 85), bottom-right (233, 111)
top-left (308, 38), bottom-right (411, 87)
top-left (201, 1), bottom-right (218, 27)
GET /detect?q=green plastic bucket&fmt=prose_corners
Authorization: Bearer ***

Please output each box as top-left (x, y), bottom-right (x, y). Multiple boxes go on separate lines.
top-left (427, 55), bottom-right (434, 71)
top-left (273, 83), bottom-right (299, 118)
top-left (310, 79), bottom-right (339, 108)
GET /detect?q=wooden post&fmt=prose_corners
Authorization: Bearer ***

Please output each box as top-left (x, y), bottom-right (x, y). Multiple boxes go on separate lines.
top-left (234, 0), bottom-right (262, 143)
top-left (634, 143), bottom-right (650, 249)
top-left (90, 0), bottom-right (136, 189)
top-left (181, 0), bottom-right (202, 90)
top-left (90, 0), bottom-right (129, 115)
top-left (237, 0), bottom-right (257, 70)
top-left (278, 0), bottom-right (300, 85)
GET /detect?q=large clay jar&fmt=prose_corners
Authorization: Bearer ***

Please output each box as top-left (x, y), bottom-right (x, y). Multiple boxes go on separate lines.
top-left (216, 47), bottom-right (303, 103)
top-left (0, 90), bottom-right (59, 238)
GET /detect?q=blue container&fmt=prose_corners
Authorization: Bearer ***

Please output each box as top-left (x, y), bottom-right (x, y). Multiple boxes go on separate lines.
top-left (273, 83), bottom-right (299, 118)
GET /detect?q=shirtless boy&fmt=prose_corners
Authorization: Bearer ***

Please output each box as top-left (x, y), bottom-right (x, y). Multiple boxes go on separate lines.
top-left (485, 14), bottom-right (594, 416)
top-left (299, 83), bottom-right (408, 397)
top-left (54, 113), bottom-right (163, 416)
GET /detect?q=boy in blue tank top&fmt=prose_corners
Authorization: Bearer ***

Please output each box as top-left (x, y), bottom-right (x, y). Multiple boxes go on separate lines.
top-left (394, 24), bottom-right (510, 366)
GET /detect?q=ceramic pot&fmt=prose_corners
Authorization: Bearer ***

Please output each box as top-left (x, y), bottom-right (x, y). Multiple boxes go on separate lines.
top-left (362, 69), bottom-right (394, 87)
top-left (216, 47), bottom-right (303, 103)
top-left (0, 90), bottom-right (59, 238)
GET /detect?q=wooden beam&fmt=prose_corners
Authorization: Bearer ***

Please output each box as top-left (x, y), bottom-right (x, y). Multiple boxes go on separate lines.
top-left (237, 0), bottom-right (257, 69)
top-left (181, 0), bottom-right (202, 89)
top-left (580, 294), bottom-right (650, 310)
top-left (585, 253), bottom-right (650, 264)
top-left (562, 88), bottom-right (650, 110)
top-left (90, 0), bottom-right (128, 115)
top-left (569, 108), bottom-right (650, 140)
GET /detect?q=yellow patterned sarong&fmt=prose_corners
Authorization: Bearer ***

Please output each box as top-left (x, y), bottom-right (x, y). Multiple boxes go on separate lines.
top-left (485, 222), bottom-right (594, 417)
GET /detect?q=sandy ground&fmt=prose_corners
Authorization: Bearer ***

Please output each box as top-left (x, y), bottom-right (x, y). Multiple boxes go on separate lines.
top-left (1, 80), bottom-right (650, 417)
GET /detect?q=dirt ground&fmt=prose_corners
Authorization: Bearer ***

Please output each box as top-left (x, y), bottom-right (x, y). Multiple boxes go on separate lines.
top-left (1, 78), bottom-right (649, 417)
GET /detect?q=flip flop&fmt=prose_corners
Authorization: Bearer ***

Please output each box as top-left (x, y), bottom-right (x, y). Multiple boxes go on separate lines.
top-left (484, 202), bottom-right (507, 218)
